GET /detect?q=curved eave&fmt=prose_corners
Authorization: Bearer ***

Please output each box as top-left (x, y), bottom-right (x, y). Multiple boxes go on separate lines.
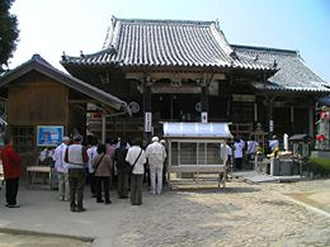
top-left (61, 56), bottom-right (276, 73)
top-left (255, 86), bottom-right (330, 94)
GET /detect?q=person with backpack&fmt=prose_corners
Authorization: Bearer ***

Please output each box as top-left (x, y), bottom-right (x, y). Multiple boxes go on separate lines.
top-left (114, 139), bottom-right (130, 199)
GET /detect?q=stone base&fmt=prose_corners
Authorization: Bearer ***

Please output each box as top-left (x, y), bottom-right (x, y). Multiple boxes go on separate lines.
top-left (311, 150), bottom-right (330, 159)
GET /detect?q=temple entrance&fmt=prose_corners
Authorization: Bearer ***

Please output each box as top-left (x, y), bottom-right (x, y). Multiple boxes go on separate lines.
top-left (153, 94), bottom-right (201, 122)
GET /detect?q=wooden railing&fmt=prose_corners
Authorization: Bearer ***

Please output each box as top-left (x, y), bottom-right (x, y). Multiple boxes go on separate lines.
top-left (88, 117), bottom-right (259, 141)
top-left (230, 123), bottom-right (254, 138)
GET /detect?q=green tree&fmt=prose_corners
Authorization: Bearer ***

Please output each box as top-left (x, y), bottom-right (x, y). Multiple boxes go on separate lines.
top-left (0, 0), bottom-right (19, 72)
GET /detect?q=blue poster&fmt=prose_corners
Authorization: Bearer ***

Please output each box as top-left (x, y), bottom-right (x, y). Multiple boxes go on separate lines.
top-left (37, 125), bottom-right (64, 146)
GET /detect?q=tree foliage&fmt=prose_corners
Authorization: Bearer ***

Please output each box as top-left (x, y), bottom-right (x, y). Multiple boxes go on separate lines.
top-left (0, 0), bottom-right (19, 71)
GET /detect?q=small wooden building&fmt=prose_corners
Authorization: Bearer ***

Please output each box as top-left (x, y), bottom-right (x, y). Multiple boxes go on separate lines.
top-left (0, 54), bottom-right (130, 153)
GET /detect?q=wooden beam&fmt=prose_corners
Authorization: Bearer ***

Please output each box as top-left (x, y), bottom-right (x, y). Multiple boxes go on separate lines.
top-left (69, 99), bottom-right (98, 104)
top-left (151, 85), bottom-right (201, 94)
top-left (125, 72), bottom-right (226, 82)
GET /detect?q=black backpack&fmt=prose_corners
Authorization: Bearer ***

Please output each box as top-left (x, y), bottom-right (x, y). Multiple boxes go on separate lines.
top-left (115, 147), bottom-right (130, 172)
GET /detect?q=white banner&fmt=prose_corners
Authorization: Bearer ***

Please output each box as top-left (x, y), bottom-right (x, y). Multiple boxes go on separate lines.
top-left (145, 112), bottom-right (152, 132)
top-left (201, 112), bottom-right (208, 123)
top-left (269, 119), bottom-right (274, 132)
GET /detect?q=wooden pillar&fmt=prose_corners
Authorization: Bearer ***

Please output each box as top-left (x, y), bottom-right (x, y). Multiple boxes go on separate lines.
top-left (170, 93), bottom-right (174, 121)
top-left (201, 85), bottom-right (208, 123)
top-left (101, 108), bottom-right (106, 144)
top-left (200, 74), bottom-right (210, 123)
top-left (268, 96), bottom-right (274, 135)
top-left (226, 73), bottom-right (233, 122)
top-left (290, 106), bottom-right (295, 133)
top-left (308, 104), bottom-right (314, 137)
top-left (144, 77), bottom-right (152, 142)
top-left (254, 103), bottom-right (258, 123)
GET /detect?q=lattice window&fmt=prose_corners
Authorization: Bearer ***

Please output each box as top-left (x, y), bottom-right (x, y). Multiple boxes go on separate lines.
top-left (11, 126), bottom-right (35, 152)
top-left (170, 141), bottom-right (224, 166)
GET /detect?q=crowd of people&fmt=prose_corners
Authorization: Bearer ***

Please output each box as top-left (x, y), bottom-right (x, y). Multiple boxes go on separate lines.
top-left (60, 135), bottom-right (168, 212)
top-left (1, 134), bottom-right (167, 212)
top-left (1, 132), bottom-right (280, 211)
top-left (225, 134), bottom-right (280, 173)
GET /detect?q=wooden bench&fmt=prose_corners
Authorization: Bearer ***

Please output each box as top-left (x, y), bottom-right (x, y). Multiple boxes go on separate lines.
top-left (168, 164), bottom-right (227, 189)
top-left (26, 166), bottom-right (52, 189)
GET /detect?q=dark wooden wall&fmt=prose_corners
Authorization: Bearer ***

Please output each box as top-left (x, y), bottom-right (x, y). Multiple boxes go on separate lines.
top-left (7, 71), bottom-right (68, 126)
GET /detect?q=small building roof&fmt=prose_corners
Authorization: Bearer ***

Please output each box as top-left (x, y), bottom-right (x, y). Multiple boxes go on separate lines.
top-left (163, 122), bottom-right (233, 139)
top-left (0, 54), bottom-right (131, 115)
top-left (232, 45), bottom-right (330, 93)
top-left (61, 17), bottom-right (274, 72)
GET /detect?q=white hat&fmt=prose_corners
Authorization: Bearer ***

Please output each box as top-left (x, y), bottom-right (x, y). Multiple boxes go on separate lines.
top-left (160, 139), bottom-right (166, 144)
top-left (151, 136), bottom-right (159, 142)
top-left (63, 136), bottom-right (70, 142)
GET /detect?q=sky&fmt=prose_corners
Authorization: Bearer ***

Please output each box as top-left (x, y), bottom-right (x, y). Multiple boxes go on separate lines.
top-left (8, 0), bottom-right (330, 82)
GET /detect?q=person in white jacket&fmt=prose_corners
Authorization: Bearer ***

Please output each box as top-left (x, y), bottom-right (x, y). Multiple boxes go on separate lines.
top-left (54, 136), bottom-right (70, 201)
top-left (126, 139), bottom-right (146, 206)
top-left (145, 136), bottom-right (167, 195)
top-left (86, 137), bottom-right (98, 198)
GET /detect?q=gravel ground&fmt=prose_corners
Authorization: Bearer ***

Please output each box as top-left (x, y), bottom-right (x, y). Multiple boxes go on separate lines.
top-left (0, 178), bottom-right (330, 246)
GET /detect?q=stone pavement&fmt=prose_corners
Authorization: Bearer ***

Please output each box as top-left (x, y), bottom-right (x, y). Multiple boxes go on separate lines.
top-left (0, 179), bottom-right (330, 246)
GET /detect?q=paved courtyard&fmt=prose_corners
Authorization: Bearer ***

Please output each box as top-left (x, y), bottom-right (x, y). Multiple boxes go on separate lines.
top-left (0, 178), bottom-right (330, 246)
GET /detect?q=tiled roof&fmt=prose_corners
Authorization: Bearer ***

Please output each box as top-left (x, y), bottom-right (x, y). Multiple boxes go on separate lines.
top-left (232, 45), bottom-right (330, 93)
top-left (0, 54), bottom-right (131, 114)
top-left (61, 17), bottom-right (274, 71)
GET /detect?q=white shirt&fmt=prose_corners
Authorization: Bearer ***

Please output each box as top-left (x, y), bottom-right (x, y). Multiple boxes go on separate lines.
top-left (247, 140), bottom-right (259, 154)
top-left (87, 146), bottom-right (98, 173)
top-left (226, 144), bottom-right (232, 157)
top-left (39, 148), bottom-right (54, 162)
top-left (234, 141), bottom-right (244, 159)
top-left (125, 145), bottom-right (146, 175)
top-left (269, 139), bottom-right (279, 151)
top-left (240, 139), bottom-right (245, 149)
top-left (145, 141), bottom-right (167, 167)
top-left (54, 143), bottom-right (69, 173)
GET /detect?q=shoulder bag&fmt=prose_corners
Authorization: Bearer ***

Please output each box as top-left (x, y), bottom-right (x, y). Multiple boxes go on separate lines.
top-left (93, 154), bottom-right (105, 175)
top-left (130, 148), bottom-right (143, 174)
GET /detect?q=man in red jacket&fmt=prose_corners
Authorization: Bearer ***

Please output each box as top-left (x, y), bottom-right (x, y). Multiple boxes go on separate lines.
top-left (1, 137), bottom-right (22, 208)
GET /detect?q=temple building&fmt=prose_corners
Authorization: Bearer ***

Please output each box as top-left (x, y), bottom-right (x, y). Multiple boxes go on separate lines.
top-left (59, 17), bottom-right (330, 143)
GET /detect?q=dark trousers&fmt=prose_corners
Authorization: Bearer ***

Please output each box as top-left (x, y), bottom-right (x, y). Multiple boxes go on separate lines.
top-left (69, 168), bottom-right (86, 210)
top-left (130, 174), bottom-right (143, 205)
top-left (235, 158), bottom-right (243, 169)
top-left (117, 172), bottom-right (129, 198)
top-left (6, 178), bottom-right (19, 205)
top-left (163, 163), bottom-right (167, 185)
top-left (89, 173), bottom-right (97, 196)
top-left (95, 176), bottom-right (110, 202)
top-left (143, 166), bottom-right (151, 186)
